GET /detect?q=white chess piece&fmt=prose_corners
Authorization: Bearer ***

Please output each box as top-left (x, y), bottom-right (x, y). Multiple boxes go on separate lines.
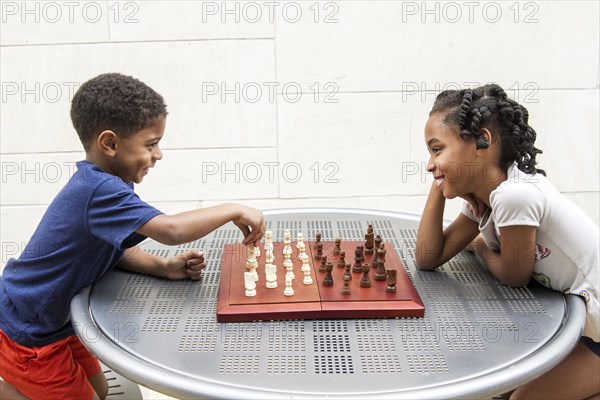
top-left (264, 230), bottom-right (274, 263)
top-left (301, 253), bottom-right (313, 285)
top-left (296, 232), bottom-right (304, 250)
top-left (244, 272), bottom-right (257, 297)
top-left (284, 257), bottom-right (294, 281)
top-left (265, 263), bottom-right (277, 288)
top-left (284, 275), bottom-right (294, 296)
top-left (297, 241), bottom-right (306, 261)
top-left (283, 229), bottom-right (292, 256)
top-left (246, 244), bottom-right (259, 282)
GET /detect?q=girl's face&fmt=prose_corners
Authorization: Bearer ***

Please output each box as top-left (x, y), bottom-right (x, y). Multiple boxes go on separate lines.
top-left (424, 113), bottom-right (480, 199)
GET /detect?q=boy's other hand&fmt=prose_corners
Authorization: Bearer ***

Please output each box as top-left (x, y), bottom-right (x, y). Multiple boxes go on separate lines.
top-left (165, 251), bottom-right (205, 280)
top-left (233, 206), bottom-right (266, 246)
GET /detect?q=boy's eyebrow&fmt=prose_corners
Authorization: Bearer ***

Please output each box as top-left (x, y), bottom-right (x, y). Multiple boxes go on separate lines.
top-left (145, 135), bottom-right (162, 142)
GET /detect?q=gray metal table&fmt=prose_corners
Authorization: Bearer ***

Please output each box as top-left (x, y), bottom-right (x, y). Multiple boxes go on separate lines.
top-left (71, 208), bottom-right (586, 399)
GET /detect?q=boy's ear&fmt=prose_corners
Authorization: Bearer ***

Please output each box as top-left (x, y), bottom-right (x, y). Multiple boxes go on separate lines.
top-left (98, 130), bottom-right (118, 155)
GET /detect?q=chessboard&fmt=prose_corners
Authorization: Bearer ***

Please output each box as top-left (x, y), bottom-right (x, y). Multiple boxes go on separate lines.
top-left (216, 230), bottom-right (424, 322)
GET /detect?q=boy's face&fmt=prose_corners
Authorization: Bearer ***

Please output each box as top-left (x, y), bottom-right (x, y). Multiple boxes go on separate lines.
top-left (113, 116), bottom-right (166, 184)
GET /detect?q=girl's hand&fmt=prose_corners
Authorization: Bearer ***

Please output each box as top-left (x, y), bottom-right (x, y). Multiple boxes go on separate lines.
top-left (165, 251), bottom-right (205, 280)
top-left (461, 193), bottom-right (488, 219)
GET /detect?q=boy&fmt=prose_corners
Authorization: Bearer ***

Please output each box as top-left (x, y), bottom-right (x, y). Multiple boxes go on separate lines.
top-left (0, 73), bottom-right (265, 399)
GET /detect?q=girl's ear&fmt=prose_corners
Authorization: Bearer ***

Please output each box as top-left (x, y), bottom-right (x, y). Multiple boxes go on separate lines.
top-left (476, 128), bottom-right (493, 150)
top-left (98, 130), bottom-right (118, 156)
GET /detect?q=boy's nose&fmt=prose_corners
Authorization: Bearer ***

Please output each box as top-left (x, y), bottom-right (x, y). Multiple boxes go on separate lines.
top-left (154, 147), bottom-right (163, 160)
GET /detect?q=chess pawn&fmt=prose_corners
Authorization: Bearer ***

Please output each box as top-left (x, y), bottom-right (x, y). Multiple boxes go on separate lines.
top-left (333, 238), bottom-right (341, 255)
top-left (374, 235), bottom-right (383, 253)
top-left (284, 275), bottom-right (294, 296)
top-left (296, 232), bottom-right (304, 250)
top-left (364, 224), bottom-right (375, 254)
top-left (322, 262), bottom-right (334, 287)
top-left (353, 246), bottom-right (363, 273)
top-left (386, 270), bottom-right (397, 293)
top-left (265, 263), bottom-right (277, 289)
top-left (319, 255), bottom-right (328, 272)
top-left (284, 257), bottom-right (294, 281)
top-left (297, 241), bottom-right (306, 261)
top-left (360, 263), bottom-right (371, 288)
top-left (316, 242), bottom-right (323, 259)
top-left (284, 229), bottom-right (291, 244)
top-left (344, 263), bottom-right (352, 281)
top-left (341, 275), bottom-right (351, 295)
top-left (374, 247), bottom-right (387, 281)
top-left (314, 232), bottom-right (321, 250)
top-left (337, 251), bottom-right (346, 268)
top-left (301, 254), bottom-right (313, 285)
top-left (244, 272), bottom-right (257, 297)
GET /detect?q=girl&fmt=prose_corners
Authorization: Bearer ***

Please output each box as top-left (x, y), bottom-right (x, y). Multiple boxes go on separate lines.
top-left (415, 84), bottom-right (599, 399)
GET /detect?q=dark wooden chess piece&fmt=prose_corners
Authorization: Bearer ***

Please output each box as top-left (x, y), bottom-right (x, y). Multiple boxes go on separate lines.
top-left (386, 270), bottom-right (397, 293)
top-left (333, 238), bottom-right (341, 255)
top-left (319, 255), bottom-right (327, 272)
top-left (358, 245), bottom-right (365, 262)
top-left (364, 224), bottom-right (374, 254)
top-left (337, 251), bottom-right (346, 268)
top-left (360, 263), bottom-right (371, 288)
top-left (316, 242), bottom-right (323, 259)
top-left (344, 263), bottom-right (352, 281)
top-left (374, 235), bottom-right (382, 253)
top-left (353, 246), bottom-right (363, 273)
top-left (374, 247), bottom-right (386, 281)
top-left (323, 262), bottom-right (334, 286)
top-left (341, 275), bottom-right (351, 295)
top-left (314, 232), bottom-right (321, 250)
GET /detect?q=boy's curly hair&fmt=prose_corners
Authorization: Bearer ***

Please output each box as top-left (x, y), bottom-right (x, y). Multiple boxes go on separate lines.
top-left (430, 83), bottom-right (545, 176)
top-left (71, 73), bottom-right (167, 151)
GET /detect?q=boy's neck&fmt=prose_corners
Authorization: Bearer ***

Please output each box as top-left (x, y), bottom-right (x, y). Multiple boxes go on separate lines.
top-left (85, 151), bottom-right (115, 176)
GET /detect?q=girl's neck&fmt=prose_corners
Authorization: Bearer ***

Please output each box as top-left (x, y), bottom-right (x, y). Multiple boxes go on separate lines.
top-left (472, 163), bottom-right (507, 208)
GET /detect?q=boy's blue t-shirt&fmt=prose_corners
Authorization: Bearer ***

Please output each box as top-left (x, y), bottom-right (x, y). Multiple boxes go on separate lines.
top-left (0, 160), bottom-right (163, 346)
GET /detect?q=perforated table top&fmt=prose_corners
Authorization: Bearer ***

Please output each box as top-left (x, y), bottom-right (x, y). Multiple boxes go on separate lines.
top-left (71, 208), bottom-right (585, 399)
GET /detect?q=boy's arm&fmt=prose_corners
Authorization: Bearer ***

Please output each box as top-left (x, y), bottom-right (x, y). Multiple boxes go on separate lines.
top-left (118, 247), bottom-right (205, 280)
top-left (137, 203), bottom-right (265, 246)
top-left (467, 225), bottom-right (537, 287)
top-left (416, 182), bottom-right (480, 270)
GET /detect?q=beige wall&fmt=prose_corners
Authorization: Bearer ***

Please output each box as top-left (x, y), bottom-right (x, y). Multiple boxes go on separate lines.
top-left (2, 0), bottom-right (599, 267)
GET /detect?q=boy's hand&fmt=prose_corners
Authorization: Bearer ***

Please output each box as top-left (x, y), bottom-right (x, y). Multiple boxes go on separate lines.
top-left (233, 206), bottom-right (266, 246)
top-left (165, 251), bottom-right (205, 280)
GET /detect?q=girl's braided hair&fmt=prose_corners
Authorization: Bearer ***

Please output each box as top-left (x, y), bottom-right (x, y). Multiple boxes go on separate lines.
top-left (430, 83), bottom-right (545, 176)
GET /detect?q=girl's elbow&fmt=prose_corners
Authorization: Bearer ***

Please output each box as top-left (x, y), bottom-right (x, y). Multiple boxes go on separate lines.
top-left (499, 275), bottom-right (531, 288)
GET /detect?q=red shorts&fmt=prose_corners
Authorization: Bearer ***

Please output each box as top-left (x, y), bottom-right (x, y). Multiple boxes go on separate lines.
top-left (0, 329), bottom-right (101, 400)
